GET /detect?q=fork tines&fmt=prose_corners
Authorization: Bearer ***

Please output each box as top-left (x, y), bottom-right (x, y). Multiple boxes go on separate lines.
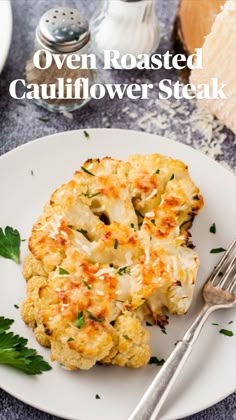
top-left (208, 237), bottom-right (236, 293)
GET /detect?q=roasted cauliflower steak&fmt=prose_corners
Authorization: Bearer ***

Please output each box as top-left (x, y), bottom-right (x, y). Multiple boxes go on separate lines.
top-left (21, 154), bottom-right (203, 370)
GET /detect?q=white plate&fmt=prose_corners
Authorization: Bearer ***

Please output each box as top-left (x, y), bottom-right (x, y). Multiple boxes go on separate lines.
top-left (0, 129), bottom-right (236, 420)
top-left (0, 0), bottom-right (12, 74)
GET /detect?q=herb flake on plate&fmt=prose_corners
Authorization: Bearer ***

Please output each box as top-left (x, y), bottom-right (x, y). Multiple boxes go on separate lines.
top-left (76, 311), bottom-right (85, 328)
top-left (210, 248), bottom-right (226, 254)
top-left (148, 356), bottom-right (165, 366)
top-left (219, 329), bottom-right (234, 337)
top-left (0, 226), bottom-right (21, 263)
top-left (209, 223), bottom-right (216, 234)
top-left (83, 130), bottom-right (90, 138)
top-left (95, 394), bottom-right (101, 399)
top-left (59, 267), bottom-right (69, 275)
top-left (38, 116), bottom-right (49, 123)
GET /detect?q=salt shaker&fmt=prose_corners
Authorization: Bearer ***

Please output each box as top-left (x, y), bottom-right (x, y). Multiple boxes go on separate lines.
top-left (25, 7), bottom-right (96, 113)
top-left (90, 0), bottom-right (161, 67)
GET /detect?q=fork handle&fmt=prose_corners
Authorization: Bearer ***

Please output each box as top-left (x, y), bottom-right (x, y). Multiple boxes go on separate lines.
top-left (128, 304), bottom-right (211, 420)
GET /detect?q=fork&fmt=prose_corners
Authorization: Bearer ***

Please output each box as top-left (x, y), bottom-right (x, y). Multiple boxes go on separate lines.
top-left (129, 237), bottom-right (236, 420)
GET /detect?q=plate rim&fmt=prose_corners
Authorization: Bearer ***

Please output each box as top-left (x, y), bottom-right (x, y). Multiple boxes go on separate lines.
top-left (0, 128), bottom-right (236, 420)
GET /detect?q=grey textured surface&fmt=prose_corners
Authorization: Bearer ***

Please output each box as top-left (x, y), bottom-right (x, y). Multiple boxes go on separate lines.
top-left (0, 1), bottom-right (235, 420)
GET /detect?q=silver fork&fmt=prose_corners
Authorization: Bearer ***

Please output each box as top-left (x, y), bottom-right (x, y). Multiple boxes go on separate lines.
top-left (129, 237), bottom-right (236, 420)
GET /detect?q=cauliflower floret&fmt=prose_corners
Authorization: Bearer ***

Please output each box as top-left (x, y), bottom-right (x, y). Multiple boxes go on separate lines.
top-left (21, 154), bottom-right (203, 371)
top-left (101, 314), bottom-right (150, 368)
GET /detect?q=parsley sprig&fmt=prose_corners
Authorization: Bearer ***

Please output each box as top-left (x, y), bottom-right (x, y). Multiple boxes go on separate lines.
top-left (0, 226), bottom-right (22, 263)
top-left (82, 187), bottom-right (101, 199)
top-left (0, 317), bottom-right (51, 374)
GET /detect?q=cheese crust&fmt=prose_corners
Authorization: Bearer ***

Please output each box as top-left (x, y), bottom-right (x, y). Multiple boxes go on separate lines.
top-left (21, 154), bottom-right (203, 370)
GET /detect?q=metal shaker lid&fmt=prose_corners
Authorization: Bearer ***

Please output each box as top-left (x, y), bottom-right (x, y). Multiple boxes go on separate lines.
top-left (36, 7), bottom-right (90, 53)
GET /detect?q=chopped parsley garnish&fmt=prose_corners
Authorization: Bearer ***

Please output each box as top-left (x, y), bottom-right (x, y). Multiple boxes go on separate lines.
top-left (86, 310), bottom-right (104, 323)
top-left (76, 311), bottom-right (85, 328)
top-left (95, 394), bottom-right (101, 399)
top-left (155, 169), bottom-right (160, 174)
top-left (38, 116), bottom-right (49, 123)
top-left (67, 337), bottom-right (74, 342)
top-left (14, 304), bottom-right (19, 309)
top-left (82, 279), bottom-right (92, 290)
top-left (219, 329), bottom-right (234, 337)
top-left (210, 223), bottom-right (216, 234)
top-left (146, 321), bottom-right (153, 327)
top-left (82, 187), bottom-right (100, 199)
top-left (83, 130), bottom-right (90, 138)
top-left (81, 166), bottom-right (95, 176)
top-left (210, 248), bottom-right (226, 254)
top-left (135, 209), bottom-right (144, 219)
top-left (212, 323), bottom-right (219, 326)
top-left (193, 195), bottom-right (200, 201)
top-left (228, 321), bottom-right (234, 325)
top-left (109, 263), bottom-right (114, 267)
top-left (117, 265), bottom-right (131, 275)
top-left (169, 173), bottom-right (175, 181)
top-left (123, 335), bottom-right (130, 340)
top-left (0, 316), bottom-right (51, 374)
top-left (157, 322), bottom-right (167, 335)
top-left (77, 229), bottom-right (88, 235)
top-left (114, 239), bottom-right (119, 249)
top-left (150, 219), bottom-right (156, 226)
top-left (59, 267), bottom-right (69, 275)
top-left (0, 226), bottom-right (21, 263)
top-left (130, 223), bottom-right (135, 229)
top-left (110, 320), bottom-right (115, 326)
top-left (148, 356), bottom-right (165, 366)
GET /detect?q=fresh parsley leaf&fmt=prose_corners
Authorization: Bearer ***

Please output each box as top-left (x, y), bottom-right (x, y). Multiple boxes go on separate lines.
top-left (84, 130), bottom-right (90, 138)
top-left (67, 337), bottom-right (74, 342)
top-left (114, 239), bottom-right (118, 249)
top-left (0, 317), bottom-right (51, 375)
top-left (0, 317), bottom-right (14, 333)
top-left (228, 321), bottom-right (234, 325)
top-left (117, 265), bottom-right (131, 275)
top-left (210, 248), bottom-right (226, 254)
top-left (81, 166), bottom-right (95, 176)
top-left (219, 329), bottom-right (234, 337)
top-left (210, 223), bottom-right (216, 234)
top-left (82, 187), bottom-right (100, 199)
top-left (14, 305), bottom-right (19, 309)
top-left (110, 320), bottom-right (115, 326)
top-left (38, 117), bottom-right (49, 123)
top-left (123, 335), bottom-right (130, 340)
top-left (77, 229), bottom-right (88, 235)
top-left (148, 356), bottom-right (165, 366)
top-left (76, 311), bottom-right (85, 328)
top-left (130, 223), bottom-right (135, 229)
top-left (212, 323), bottom-right (219, 326)
top-left (155, 169), bottom-right (160, 174)
top-left (86, 310), bottom-right (104, 323)
top-left (59, 267), bottom-right (69, 275)
top-left (0, 226), bottom-right (21, 263)
top-left (95, 394), bottom-right (101, 399)
top-left (169, 173), bottom-right (175, 181)
top-left (193, 195), bottom-right (200, 201)
top-left (150, 219), bottom-right (156, 226)
top-left (82, 279), bottom-right (92, 290)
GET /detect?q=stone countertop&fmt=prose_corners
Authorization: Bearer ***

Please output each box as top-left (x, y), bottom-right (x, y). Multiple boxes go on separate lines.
top-left (0, 1), bottom-right (235, 419)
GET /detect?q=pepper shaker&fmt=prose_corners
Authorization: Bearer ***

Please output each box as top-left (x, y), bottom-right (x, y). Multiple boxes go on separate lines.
top-left (25, 7), bottom-right (96, 113)
top-left (90, 0), bottom-right (161, 67)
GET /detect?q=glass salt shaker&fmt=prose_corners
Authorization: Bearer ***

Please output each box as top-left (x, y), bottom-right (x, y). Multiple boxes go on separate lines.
top-left (90, 0), bottom-right (161, 68)
top-left (25, 7), bottom-right (96, 113)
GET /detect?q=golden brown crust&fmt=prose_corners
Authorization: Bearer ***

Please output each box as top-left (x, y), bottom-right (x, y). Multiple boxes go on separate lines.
top-left (21, 154), bottom-right (203, 370)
